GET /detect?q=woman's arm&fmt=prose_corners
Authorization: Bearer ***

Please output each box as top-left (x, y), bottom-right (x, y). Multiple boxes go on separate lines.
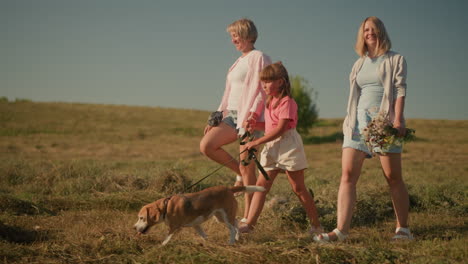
top-left (245, 119), bottom-right (290, 149)
top-left (393, 54), bottom-right (407, 137)
top-left (394, 55), bottom-right (407, 98)
top-left (393, 96), bottom-right (406, 136)
top-left (249, 54), bottom-right (271, 117)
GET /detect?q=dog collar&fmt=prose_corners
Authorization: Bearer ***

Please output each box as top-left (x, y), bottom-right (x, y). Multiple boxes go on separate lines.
top-left (161, 196), bottom-right (172, 220)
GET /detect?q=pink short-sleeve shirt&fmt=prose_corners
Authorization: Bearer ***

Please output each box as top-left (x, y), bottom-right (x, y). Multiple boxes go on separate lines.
top-left (265, 96), bottom-right (298, 134)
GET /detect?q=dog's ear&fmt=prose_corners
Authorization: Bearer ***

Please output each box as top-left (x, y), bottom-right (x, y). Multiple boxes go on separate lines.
top-left (145, 207), bottom-right (150, 221)
top-left (146, 202), bottom-right (162, 223)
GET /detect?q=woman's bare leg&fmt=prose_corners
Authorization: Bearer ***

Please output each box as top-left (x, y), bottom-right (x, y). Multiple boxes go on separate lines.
top-left (319, 148), bottom-right (366, 241)
top-left (200, 123), bottom-right (240, 175)
top-left (379, 153), bottom-right (410, 233)
top-left (240, 144), bottom-right (258, 218)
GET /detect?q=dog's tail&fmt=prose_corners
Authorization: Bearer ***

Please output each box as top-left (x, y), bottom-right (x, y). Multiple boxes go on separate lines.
top-left (230, 185), bottom-right (266, 194)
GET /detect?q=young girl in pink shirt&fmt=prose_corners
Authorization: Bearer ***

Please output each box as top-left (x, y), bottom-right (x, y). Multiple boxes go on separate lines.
top-left (240, 62), bottom-right (322, 234)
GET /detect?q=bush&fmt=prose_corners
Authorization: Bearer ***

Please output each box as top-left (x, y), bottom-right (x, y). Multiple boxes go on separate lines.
top-left (290, 75), bottom-right (319, 135)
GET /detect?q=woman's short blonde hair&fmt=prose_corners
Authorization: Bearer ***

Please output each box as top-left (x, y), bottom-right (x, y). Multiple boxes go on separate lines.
top-left (355, 16), bottom-right (392, 57)
top-left (226, 18), bottom-right (258, 44)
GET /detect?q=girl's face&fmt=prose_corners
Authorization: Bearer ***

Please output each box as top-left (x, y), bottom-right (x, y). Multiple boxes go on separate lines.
top-left (230, 32), bottom-right (251, 53)
top-left (363, 20), bottom-right (378, 49)
top-left (262, 79), bottom-right (283, 97)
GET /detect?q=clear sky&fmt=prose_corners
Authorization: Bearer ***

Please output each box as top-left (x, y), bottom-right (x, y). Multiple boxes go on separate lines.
top-left (2, 0), bottom-right (467, 120)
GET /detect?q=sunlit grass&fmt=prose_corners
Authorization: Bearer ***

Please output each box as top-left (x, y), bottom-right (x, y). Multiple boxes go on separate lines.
top-left (0, 100), bottom-right (467, 263)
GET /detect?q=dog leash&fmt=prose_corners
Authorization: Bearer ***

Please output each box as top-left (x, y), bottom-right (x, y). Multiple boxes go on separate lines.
top-left (239, 132), bottom-right (270, 180)
top-left (182, 148), bottom-right (248, 193)
top-left (183, 132), bottom-right (269, 193)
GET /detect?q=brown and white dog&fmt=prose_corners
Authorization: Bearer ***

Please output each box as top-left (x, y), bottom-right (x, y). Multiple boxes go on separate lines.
top-left (134, 185), bottom-right (265, 245)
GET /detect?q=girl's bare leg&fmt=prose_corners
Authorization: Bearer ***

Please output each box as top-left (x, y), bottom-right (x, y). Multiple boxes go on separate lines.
top-left (286, 169), bottom-right (320, 228)
top-left (245, 170), bottom-right (279, 226)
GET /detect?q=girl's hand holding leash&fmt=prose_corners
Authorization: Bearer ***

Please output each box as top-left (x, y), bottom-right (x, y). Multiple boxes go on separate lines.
top-left (243, 112), bottom-right (257, 133)
top-left (245, 140), bottom-right (258, 150)
top-left (243, 122), bottom-right (255, 134)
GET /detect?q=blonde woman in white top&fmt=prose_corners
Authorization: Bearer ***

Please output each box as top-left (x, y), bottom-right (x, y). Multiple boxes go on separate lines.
top-left (314, 16), bottom-right (413, 242)
top-left (200, 18), bottom-right (271, 222)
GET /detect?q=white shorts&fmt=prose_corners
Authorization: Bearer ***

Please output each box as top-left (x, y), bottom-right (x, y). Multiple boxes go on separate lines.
top-left (260, 129), bottom-right (308, 172)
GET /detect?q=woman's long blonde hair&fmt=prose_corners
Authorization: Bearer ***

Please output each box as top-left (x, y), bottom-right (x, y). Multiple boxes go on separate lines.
top-left (260, 62), bottom-right (292, 108)
top-left (355, 16), bottom-right (391, 57)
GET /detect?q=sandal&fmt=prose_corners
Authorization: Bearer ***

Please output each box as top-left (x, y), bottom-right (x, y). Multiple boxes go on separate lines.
top-left (238, 223), bottom-right (254, 234)
top-left (392, 227), bottom-right (414, 240)
top-left (313, 228), bottom-right (347, 243)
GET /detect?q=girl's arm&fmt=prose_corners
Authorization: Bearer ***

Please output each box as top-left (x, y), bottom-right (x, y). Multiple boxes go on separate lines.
top-left (243, 113), bottom-right (265, 132)
top-left (252, 121), bottom-right (265, 131)
top-left (245, 119), bottom-right (290, 149)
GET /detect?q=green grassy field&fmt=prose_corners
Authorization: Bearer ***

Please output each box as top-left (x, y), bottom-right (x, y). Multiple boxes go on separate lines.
top-left (0, 100), bottom-right (466, 264)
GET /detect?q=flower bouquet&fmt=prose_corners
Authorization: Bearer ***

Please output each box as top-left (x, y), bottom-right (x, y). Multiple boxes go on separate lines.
top-left (362, 111), bottom-right (416, 155)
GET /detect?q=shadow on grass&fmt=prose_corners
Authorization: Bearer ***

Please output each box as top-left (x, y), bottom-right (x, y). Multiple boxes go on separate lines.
top-left (303, 132), bottom-right (343, 145)
top-left (414, 224), bottom-right (467, 240)
top-left (0, 194), bottom-right (56, 216)
top-left (0, 221), bottom-right (52, 244)
top-left (412, 136), bottom-right (428, 142)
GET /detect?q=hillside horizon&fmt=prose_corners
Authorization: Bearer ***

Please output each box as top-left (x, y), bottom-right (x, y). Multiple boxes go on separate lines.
top-left (1, 97), bottom-right (465, 121)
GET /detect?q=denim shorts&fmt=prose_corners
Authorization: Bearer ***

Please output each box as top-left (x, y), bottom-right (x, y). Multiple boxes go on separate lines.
top-left (342, 109), bottom-right (402, 158)
top-left (222, 110), bottom-right (262, 138)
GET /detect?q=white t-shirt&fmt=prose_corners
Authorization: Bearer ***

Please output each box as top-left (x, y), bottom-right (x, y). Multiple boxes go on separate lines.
top-left (227, 53), bottom-right (252, 111)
